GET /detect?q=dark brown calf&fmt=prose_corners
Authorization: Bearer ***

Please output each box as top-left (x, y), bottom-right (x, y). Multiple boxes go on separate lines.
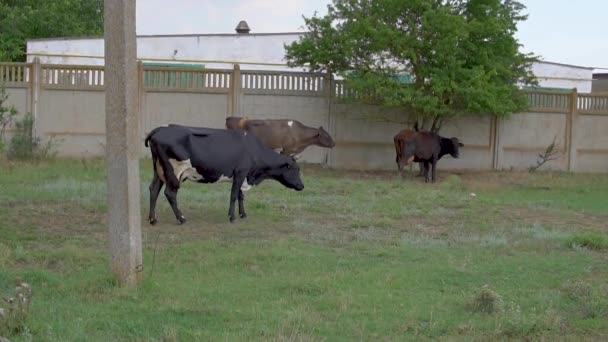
top-left (225, 116), bottom-right (335, 156)
top-left (393, 129), bottom-right (463, 183)
top-left (394, 128), bottom-right (421, 175)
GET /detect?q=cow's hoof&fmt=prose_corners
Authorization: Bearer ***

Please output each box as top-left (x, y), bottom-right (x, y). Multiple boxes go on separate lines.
top-left (229, 216), bottom-right (237, 223)
top-left (177, 216), bottom-right (187, 225)
top-left (149, 218), bottom-right (158, 225)
top-left (240, 213), bottom-right (247, 219)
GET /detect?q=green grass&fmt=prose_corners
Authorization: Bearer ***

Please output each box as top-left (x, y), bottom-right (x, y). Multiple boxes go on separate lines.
top-left (1, 158), bottom-right (608, 340)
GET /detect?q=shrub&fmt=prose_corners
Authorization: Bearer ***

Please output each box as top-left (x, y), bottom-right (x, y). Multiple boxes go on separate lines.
top-left (0, 85), bottom-right (18, 154)
top-left (6, 112), bottom-right (56, 161)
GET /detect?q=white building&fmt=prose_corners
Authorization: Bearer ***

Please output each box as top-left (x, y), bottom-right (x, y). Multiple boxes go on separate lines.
top-left (528, 60), bottom-right (593, 92)
top-left (26, 21), bottom-right (594, 92)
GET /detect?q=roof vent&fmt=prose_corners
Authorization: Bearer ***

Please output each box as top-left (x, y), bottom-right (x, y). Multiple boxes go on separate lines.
top-left (235, 20), bottom-right (250, 34)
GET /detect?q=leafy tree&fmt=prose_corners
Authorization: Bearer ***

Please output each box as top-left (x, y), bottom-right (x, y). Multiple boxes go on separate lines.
top-left (285, 0), bottom-right (538, 131)
top-left (0, 0), bottom-right (103, 62)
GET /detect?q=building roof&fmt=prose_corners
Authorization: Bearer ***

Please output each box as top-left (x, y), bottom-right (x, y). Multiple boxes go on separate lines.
top-left (26, 32), bottom-right (304, 42)
top-left (536, 59), bottom-right (595, 70)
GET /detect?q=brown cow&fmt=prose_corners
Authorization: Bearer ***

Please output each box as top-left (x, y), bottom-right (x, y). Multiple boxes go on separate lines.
top-left (393, 129), bottom-right (463, 183)
top-left (394, 128), bottom-right (423, 176)
top-left (225, 116), bottom-right (335, 157)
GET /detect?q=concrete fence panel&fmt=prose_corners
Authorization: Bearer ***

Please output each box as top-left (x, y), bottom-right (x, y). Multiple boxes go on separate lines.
top-left (38, 89), bottom-right (106, 156)
top-left (329, 103), bottom-right (407, 170)
top-left (573, 113), bottom-right (608, 172)
top-left (497, 112), bottom-right (569, 171)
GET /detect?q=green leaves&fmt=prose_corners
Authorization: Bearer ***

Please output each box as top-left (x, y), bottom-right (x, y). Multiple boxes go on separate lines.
top-left (0, 0), bottom-right (103, 62)
top-left (285, 0), bottom-right (538, 131)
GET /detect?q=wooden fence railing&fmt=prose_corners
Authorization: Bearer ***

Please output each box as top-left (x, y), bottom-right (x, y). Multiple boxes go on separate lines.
top-left (0, 62), bottom-right (30, 86)
top-left (41, 64), bottom-right (105, 89)
top-left (2, 61), bottom-right (608, 114)
top-left (578, 94), bottom-right (608, 115)
top-left (142, 66), bottom-right (231, 91)
top-left (523, 89), bottom-right (571, 113)
top-left (240, 70), bottom-right (327, 95)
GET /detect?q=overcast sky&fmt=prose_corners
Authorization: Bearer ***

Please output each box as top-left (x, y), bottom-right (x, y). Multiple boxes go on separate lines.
top-left (136, 0), bottom-right (607, 70)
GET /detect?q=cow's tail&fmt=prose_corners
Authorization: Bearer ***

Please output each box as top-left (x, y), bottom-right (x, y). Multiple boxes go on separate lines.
top-left (145, 127), bottom-right (180, 189)
top-left (150, 140), bottom-right (180, 189)
top-left (144, 126), bottom-right (163, 147)
top-left (394, 135), bottom-right (404, 164)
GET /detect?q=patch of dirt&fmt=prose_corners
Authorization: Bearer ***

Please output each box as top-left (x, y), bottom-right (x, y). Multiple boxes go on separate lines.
top-left (497, 205), bottom-right (607, 232)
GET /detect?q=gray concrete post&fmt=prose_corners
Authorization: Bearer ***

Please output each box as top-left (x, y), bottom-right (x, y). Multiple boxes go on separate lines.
top-left (104, 0), bottom-right (143, 287)
top-left (230, 64), bottom-right (242, 116)
top-left (30, 57), bottom-right (41, 140)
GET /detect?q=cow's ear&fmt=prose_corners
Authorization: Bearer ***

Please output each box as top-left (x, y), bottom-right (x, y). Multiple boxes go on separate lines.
top-left (451, 137), bottom-right (463, 147)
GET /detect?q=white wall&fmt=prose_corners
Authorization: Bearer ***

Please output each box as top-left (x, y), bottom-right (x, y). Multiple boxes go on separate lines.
top-left (26, 33), bottom-right (306, 71)
top-left (530, 61), bottom-right (593, 92)
top-left (27, 34), bottom-right (594, 91)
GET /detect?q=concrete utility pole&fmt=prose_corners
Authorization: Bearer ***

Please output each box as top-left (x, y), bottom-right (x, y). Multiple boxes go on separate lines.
top-left (104, 0), bottom-right (143, 286)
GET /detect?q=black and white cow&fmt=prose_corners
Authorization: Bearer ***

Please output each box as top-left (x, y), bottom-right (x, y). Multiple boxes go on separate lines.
top-left (144, 124), bottom-right (305, 224)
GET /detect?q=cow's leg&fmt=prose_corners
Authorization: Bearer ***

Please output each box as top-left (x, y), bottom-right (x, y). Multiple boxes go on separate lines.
top-left (238, 190), bottom-right (247, 219)
top-left (431, 158), bottom-right (438, 183)
top-left (228, 175), bottom-right (246, 223)
top-left (423, 162), bottom-right (431, 183)
top-left (417, 162), bottom-right (425, 177)
top-left (164, 184), bottom-right (186, 225)
top-left (148, 173), bottom-right (164, 225)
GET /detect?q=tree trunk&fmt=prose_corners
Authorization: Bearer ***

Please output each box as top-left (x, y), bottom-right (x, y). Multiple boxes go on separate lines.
top-left (413, 115), bottom-right (443, 133)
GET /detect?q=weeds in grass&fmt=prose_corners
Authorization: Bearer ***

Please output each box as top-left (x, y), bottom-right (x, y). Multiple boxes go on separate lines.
top-left (467, 285), bottom-right (504, 314)
top-left (440, 174), bottom-right (466, 192)
top-left (562, 280), bottom-right (592, 301)
top-left (561, 280), bottom-right (608, 319)
top-left (0, 244), bottom-right (10, 269)
top-left (0, 281), bottom-right (33, 337)
top-left (565, 232), bottom-right (608, 251)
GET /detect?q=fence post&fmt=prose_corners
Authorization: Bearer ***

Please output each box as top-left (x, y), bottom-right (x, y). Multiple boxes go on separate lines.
top-left (324, 72), bottom-right (334, 167)
top-left (492, 115), bottom-right (504, 170)
top-left (567, 88), bottom-right (578, 172)
top-left (491, 115), bottom-right (498, 170)
top-left (229, 64), bottom-right (241, 116)
top-left (137, 60), bottom-right (145, 155)
top-left (31, 57), bottom-right (41, 140)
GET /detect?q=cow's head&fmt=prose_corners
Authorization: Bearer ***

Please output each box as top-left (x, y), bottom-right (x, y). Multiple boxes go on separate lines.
top-left (273, 157), bottom-right (304, 191)
top-left (317, 126), bottom-right (336, 148)
top-left (447, 137), bottom-right (464, 158)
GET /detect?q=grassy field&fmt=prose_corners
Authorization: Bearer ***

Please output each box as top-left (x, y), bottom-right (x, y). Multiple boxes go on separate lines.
top-left (1, 158), bottom-right (607, 341)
